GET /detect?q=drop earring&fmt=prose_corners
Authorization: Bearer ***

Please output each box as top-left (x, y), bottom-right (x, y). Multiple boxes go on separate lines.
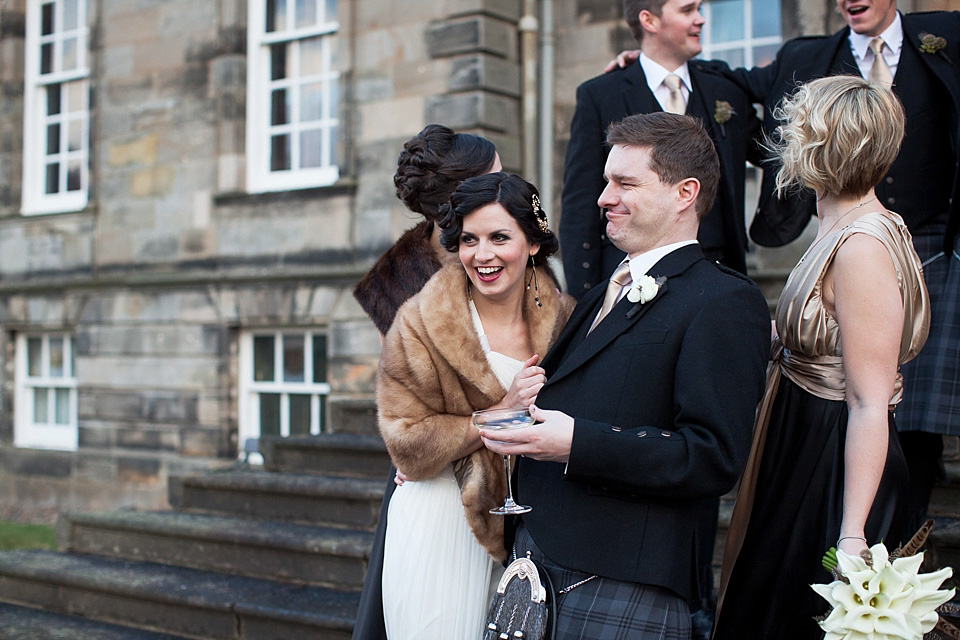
top-left (529, 260), bottom-right (542, 307)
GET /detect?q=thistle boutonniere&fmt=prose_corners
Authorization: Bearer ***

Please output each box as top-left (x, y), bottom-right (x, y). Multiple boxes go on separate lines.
top-left (625, 275), bottom-right (666, 317)
top-left (714, 100), bottom-right (735, 137)
top-left (919, 32), bottom-right (951, 63)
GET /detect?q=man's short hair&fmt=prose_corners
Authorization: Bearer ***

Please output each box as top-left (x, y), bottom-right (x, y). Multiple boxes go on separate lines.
top-left (606, 112), bottom-right (720, 219)
top-left (624, 0), bottom-right (669, 43)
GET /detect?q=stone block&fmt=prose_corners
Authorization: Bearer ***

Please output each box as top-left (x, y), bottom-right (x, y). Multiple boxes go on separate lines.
top-left (576, 0), bottom-right (623, 24)
top-left (447, 54), bottom-right (520, 96)
top-left (75, 455), bottom-right (117, 481)
top-left (425, 91), bottom-right (520, 134)
top-left (328, 358), bottom-right (378, 394)
top-left (78, 424), bottom-right (113, 450)
top-left (116, 427), bottom-right (179, 452)
top-left (427, 16), bottom-right (517, 60)
top-left (328, 397), bottom-right (379, 436)
top-left (179, 427), bottom-right (223, 458)
top-left (475, 130), bottom-right (522, 173)
top-left (117, 456), bottom-right (161, 485)
top-left (331, 320), bottom-right (382, 358)
top-left (356, 96), bottom-right (426, 143)
top-left (443, 0), bottom-right (521, 21)
top-left (0, 448), bottom-right (72, 479)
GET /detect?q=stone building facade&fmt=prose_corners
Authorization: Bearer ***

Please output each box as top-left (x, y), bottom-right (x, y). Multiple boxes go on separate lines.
top-left (0, 0), bottom-right (953, 518)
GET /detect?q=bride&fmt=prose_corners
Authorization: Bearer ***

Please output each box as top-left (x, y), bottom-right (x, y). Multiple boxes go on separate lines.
top-left (376, 172), bottom-right (574, 639)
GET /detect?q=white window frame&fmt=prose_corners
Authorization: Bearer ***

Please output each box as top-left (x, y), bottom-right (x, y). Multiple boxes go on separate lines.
top-left (238, 330), bottom-right (331, 458)
top-left (22, 0), bottom-right (91, 215)
top-left (246, 0), bottom-right (341, 193)
top-left (701, 0), bottom-right (782, 69)
top-left (14, 333), bottom-right (79, 451)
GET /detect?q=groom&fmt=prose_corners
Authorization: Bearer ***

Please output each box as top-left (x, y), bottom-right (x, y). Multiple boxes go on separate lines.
top-left (482, 113), bottom-right (769, 638)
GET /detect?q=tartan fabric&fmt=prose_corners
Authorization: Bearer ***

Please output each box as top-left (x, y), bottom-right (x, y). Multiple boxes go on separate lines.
top-left (514, 526), bottom-right (691, 640)
top-left (897, 233), bottom-right (960, 436)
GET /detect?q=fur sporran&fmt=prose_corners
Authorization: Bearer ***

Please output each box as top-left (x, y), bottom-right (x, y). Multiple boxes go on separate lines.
top-left (483, 556), bottom-right (555, 640)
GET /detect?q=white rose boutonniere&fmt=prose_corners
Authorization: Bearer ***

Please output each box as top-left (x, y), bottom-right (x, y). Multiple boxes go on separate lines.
top-left (626, 275), bottom-right (663, 304)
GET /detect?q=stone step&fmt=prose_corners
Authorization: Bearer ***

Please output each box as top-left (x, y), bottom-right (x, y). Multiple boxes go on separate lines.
top-left (59, 511), bottom-right (372, 590)
top-left (0, 551), bottom-right (356, 640)
top-left (928, 460), bottom-right (960, 518)
top-left (0, 602), bottom-right (192, 640)
top-left (261, 434), bottom-right (391, 479)
top-left (929, 517), bottom-right (960, 586)
top-left (169, 470), bottom-right (385, 531)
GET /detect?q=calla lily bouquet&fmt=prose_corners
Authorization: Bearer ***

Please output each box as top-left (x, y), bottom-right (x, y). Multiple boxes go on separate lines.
top-left (813, 522), bottom-right (958, 640)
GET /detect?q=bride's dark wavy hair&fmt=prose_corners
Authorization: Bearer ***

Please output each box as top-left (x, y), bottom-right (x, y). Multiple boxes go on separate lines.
top-left (394, 124), bottom-right (498, 223)
top-left (438, 172), bottom-right (559, 266)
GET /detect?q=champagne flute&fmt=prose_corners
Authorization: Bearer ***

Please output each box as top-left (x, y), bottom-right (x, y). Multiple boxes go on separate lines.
top-left (472, 407), bottom-right (534, 515)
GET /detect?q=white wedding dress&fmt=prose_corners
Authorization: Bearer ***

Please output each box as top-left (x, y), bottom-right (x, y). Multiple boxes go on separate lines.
top-left (381, 301), bottom-right (519, 640)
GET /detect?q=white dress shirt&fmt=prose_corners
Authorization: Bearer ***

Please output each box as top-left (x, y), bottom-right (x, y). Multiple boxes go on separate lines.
top-left (848, 12), bottom-right (903, 80)
top-left (640, 53), bottom-right (692, 113)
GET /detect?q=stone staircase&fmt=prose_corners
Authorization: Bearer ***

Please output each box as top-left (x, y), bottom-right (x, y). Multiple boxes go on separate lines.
top-left (0, 433), bottom-right (392, 639)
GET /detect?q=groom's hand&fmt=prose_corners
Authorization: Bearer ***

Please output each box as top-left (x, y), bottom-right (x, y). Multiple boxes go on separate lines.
top-left (479, 404), bottom-right (574, 463)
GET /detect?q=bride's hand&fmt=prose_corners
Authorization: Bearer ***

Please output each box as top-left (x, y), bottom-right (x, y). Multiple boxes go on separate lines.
top-left (394, 469), bottom-right (410, 486)
top-left (497, 355), bottom-right (545, 409)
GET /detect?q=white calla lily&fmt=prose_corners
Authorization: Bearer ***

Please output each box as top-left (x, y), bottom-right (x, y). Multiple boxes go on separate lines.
top-left (811, 544), bottom-right (955, 640)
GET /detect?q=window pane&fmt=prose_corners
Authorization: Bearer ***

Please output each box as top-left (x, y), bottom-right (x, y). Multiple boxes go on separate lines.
top-left (42, 3), bottom-right (55, 35)
top-left (271, 89), bottom-right (289, 125)
top-left (318, 393), bottom-right (327, 431)
top-left (289, 394), bottom-right (311, 435)
top-left (55, 388), bottom-right (71, 424)
top-left (328, 125), bottom-right (338, 168)
top-left (753, 2), bottom-right (780, 39)
top-left (270, 43), bottom-right (287, 81)
top-left (68, 119), bottom-right (82, 152)
top-left (300, 83), bottom-right (323, 121)
top-left (259, 393), bottom-right (281, 436)
top-left (47, 124), bottom-right (61, 155)
top-left (271, 134), bottom-right (290, 171)
top-left (325, 0), bottom-right (337, 23)
top-left (312, 334), bottom-right (327, 383)
top-left (283, 335), bottom-right (304, 382)
top-left (28, 338), bottom-right (43, 377)
top-left (49, 338), bottom-right (64, 377)
top-left (63, 0), bottom-right (79, 30)
top-left (753, 43), bottom-right (780, 68)
top-left (47, 85), bottom-right (61, 115)
top-left (41, 43), bottom-right (53, 74)
top-left (67, 160), bottom-right (82, 191)
top-left (266, 0), bottom-right (286, 32)
top-left (46, 163), bottom-right (60, 194)
top-left (63, 37), bottom-right (78, 71)
top-left (296, 0), bottom-right (317, 28)
top-left (253, 335), bottom-right (275, 381)
top-left (710, 0), bottom-right (745, 43)
top-left (300, 38), bottom-right (324, 76)
top-left (67, 80), bottom-right (85, 113)
top-left (300, 129), bottom-right (322, 168)
top-left (712, 47), bottom-right (744, 68)
top-left (34, 388), bottom-right (49, 423)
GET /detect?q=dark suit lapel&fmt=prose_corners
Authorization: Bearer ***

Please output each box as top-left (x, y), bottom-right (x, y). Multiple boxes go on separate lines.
top-left (546, 245), bottom-right (705, 386)
top-left (622, 63), bottom-right (660, 116)
top-left (901, 15), bottom-right (960, 120)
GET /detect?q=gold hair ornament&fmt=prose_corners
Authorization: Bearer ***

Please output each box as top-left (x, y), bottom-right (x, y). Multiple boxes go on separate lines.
top-left (532, 194), bottom-right (549, 233)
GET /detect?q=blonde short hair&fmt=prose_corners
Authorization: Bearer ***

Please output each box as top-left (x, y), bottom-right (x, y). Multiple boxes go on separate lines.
top-left (771, 75), bottom-right (905, 199)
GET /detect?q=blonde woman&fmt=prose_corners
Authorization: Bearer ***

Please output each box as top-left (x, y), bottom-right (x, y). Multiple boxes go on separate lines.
top-left (714, 76), bottom-right (930, 639)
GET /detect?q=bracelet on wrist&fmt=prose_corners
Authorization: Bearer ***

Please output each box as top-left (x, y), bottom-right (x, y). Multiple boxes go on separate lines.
top-left (837, 535), bottom-right (867, 546)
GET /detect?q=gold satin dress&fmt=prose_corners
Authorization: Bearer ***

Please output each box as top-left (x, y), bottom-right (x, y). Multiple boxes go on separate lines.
top-left (714, 211), bottom-right (930, 640)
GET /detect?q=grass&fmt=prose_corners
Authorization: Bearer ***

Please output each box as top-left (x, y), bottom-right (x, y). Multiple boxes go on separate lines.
top-left (0, 521), bottom-right (57, 551)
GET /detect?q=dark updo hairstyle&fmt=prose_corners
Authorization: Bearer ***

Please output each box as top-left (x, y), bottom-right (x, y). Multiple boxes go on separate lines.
top-left (394, 124), bottom-right (498, 223)
top-left (439, 172), bottom-right (560, 266)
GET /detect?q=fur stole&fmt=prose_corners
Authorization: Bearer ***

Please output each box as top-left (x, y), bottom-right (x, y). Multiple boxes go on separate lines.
top-left (353, 221), bottom-right (443, 335)
top-left (377, 264), bottom-right (574, 560)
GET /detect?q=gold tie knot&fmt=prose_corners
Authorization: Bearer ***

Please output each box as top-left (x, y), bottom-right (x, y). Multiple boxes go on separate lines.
top-left (868, 37), bottom-right (894, 90)
top-left (588, 261), bottom-right (632, 334)
top-left (662, 74), bottom-right (686, 115)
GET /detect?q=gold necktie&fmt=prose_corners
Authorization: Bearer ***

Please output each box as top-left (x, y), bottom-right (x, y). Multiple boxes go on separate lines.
top-left (588, 261), bottom-right (632, 334)
top-left (662, 74), bottom-right (686, 115)
top-left (869, 37), bottom-right (894, 90)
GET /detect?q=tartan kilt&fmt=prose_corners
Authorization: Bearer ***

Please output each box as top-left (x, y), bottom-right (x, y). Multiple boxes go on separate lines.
top-left (897, 233), bottom-right (960, 436)
top-left (513, 525), bottom-right (691, 640)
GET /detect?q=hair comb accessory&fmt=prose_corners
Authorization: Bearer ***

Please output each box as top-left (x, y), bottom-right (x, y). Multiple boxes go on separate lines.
top-left (532, 194), bottom-right (549, 233)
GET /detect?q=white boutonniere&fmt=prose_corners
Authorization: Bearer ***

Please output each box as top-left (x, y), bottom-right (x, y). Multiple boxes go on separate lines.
top-left (626, 275), bottom-right (663, 304)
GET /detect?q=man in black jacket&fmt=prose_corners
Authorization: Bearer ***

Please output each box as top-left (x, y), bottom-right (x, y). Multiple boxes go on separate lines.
top-left (560, 0), bottom-right (761, 300)
top-left (484, 113), bottom-right (770, 640)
